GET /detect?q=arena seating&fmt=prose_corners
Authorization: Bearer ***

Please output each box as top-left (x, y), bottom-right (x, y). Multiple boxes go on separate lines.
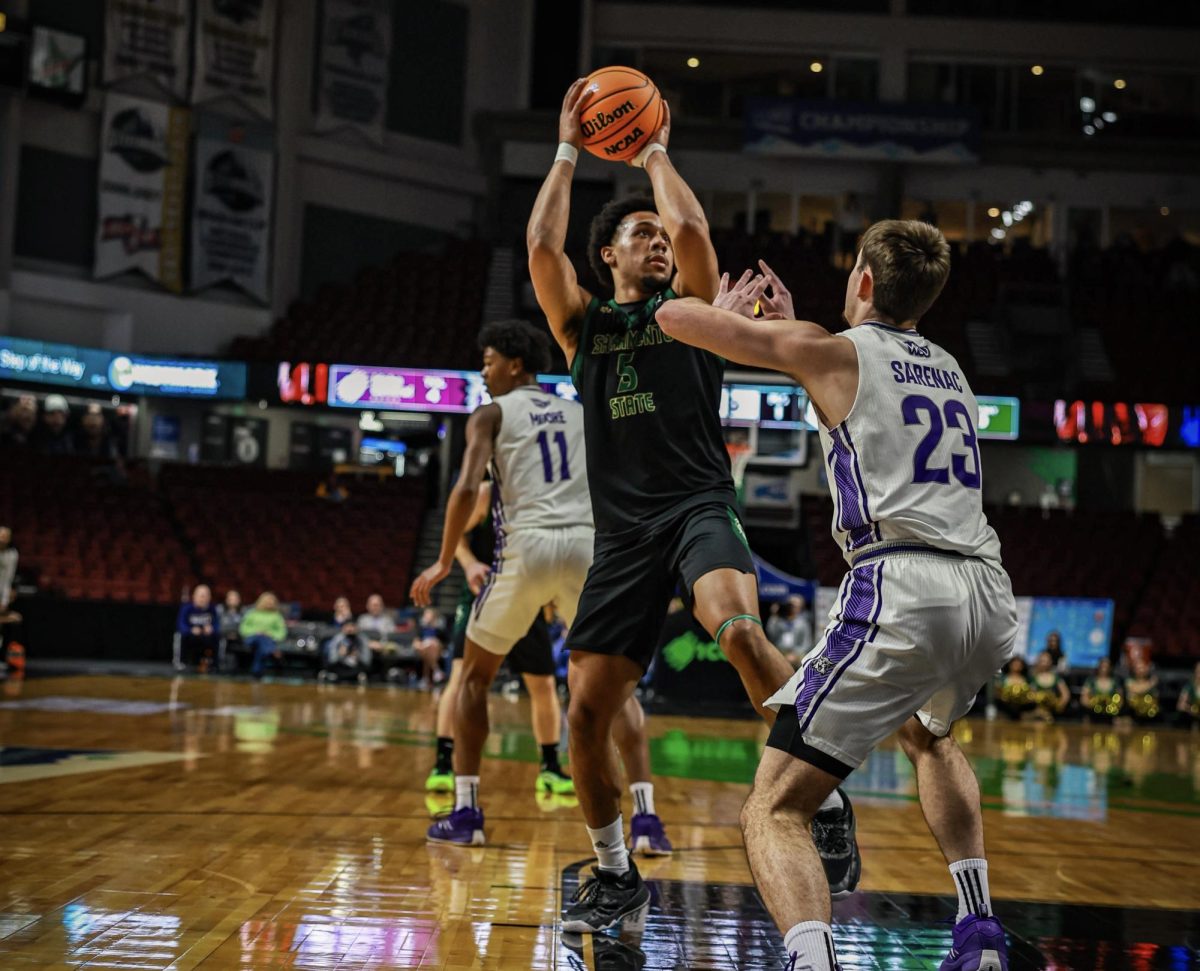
top-left (1127, 514), bottom-right (1200, 660)
top-left (230, 240), bottom-right (491, 369)
top-left (161, 466), bottom-right (426, 611)
top-left (0, 455), bottom-right (196, 604)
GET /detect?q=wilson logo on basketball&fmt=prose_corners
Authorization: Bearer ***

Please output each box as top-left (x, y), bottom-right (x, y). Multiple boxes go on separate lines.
top-left (581, 99), bottom-right (637, 137)
top-left (604, 128), bottom-right (645, 156)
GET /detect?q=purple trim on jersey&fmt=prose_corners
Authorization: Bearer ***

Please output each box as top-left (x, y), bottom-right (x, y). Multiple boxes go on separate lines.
top-left (840, 421), bottom-right (882, 545)
top-left (851, 543), bottom-right (969, 566)
top-left (473, 474), bottom-right (507, 620)
top-left (828, 427), bottom-right (874, 552)
top-left (863, 320), bottom-right (921, 336)
top-left (795, 561), bottom-right (884, 734)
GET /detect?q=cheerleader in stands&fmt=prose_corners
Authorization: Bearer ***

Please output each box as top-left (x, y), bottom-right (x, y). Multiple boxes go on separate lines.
top-left (1124, 657), bottom-right (1161, 723)
top-left (1080, 657), bottom-right (1123, 722)
top-left (1030, 650), bottom-right (1070, 721)
top-left (1175, 661), bottom-right (1200, 730)
top-left (996, 656), bottom-right (1035, 720)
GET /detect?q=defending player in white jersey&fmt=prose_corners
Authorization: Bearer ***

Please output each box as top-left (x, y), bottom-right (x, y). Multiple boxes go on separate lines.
top-left (412, 319), bottom-right (672, 855)
top-left (657, 221), bottom-right (1018, 971)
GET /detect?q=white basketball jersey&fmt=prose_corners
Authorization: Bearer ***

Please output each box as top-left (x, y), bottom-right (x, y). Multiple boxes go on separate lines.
top-left (491, 385), bottom-right (592, 533)
top-left (818, 322), bottom-right (1002, 565)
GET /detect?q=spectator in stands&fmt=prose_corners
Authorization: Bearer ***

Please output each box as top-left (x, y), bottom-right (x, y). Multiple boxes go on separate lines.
top-left (0, 394), bottom-right (37, 451)
top-left (240, 592), bottom-right (289, 679)
top-left (332, 596), bottom-right (353, 625)
top-left (32, 394), bottom-right (74, 456)
top-left (316, 472), bottom-right (349, 503)
top-left (0, 526), bottom-right (16, 616)
top-left (413, 607), bottom-right (447, 688)
top-left (1081, 657), bottom-right (1124, 722)
top-left (766, 595), bottom-right (814, 667)
top-left (357, 593), bottom-right (396, 658)
top-left (995, 656), bottom-right (1034, 720)
top-left (217, 589), bottom-right (245, 662)
top-left (75, 404), bottom-right (120, 460)
top-left (1044, 631), bottom-right (1068, 672)
top-left (1030, 650), bottom-right (1070, 720)
top-left (321, 621), bottom-right (372, 683)
top-left (176, 584), bottom-right (220, 673)
top-left (1125, 657), bottom-right (1161, 723)
top-left (1175, 661), bottom-right (1200, 730)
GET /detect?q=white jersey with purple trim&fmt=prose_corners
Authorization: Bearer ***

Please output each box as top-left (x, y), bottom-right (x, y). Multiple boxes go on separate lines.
top-left (818, 321), bottom-right (1001, 565)
top-left (490, 384), bottom-right (592, 534)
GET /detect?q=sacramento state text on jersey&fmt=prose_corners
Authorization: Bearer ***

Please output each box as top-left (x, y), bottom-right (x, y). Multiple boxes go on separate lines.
top-left (573, 288), bottom-right (734, 533)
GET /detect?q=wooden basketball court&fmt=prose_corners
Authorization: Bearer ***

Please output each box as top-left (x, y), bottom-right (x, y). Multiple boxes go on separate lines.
top-left (1, 674), bottom-right (1197, 969)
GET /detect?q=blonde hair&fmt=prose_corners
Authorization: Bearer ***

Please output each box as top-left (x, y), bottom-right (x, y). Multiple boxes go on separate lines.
top-left (254, 592), bottom-right (279, 612)
top-left (857, 219), bottom-right (951, 324)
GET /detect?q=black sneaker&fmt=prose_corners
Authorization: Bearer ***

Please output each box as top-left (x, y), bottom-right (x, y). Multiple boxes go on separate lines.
top-left (561, 858), bottom-right (650, 933)
top-left (813, 787), bottom-right (861, 900)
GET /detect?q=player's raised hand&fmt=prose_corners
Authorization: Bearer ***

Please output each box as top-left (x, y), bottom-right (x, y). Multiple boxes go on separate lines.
top-left (647, 99), bottom-right (671, 151)
top-left (713, 269), bottom-right (770, 319)
top-left (465, 561), bottom-right (492, 596)
top-left (410, 560), bottom-right (451, 608)
top-left (755, 259), bottom-right (795, 320)
top-left (559, 77), bottom-right (588, 148)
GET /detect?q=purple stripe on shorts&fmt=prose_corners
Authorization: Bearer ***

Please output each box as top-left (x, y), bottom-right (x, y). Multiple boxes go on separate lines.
top-left (795, 561), bottom-right (884, 734)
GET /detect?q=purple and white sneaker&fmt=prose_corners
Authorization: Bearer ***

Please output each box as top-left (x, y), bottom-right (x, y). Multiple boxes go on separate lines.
top-left (630, 813), bottom-right (672, 857)
top-left (939, 914), bottom-right (1008, 971)
top-left (426, 806), bottom-right (485, 846)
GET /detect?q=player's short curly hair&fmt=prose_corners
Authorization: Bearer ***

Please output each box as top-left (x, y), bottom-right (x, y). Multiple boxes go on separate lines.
top-left (587, 195), bottom-right (658, 291)
top-left (477, 319), bottom-right (551, 375)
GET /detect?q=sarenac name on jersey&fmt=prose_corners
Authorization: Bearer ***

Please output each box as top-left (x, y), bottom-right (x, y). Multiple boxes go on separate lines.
top-left (529, 410), bottom-right (566, 426)
top-left (889, 360), bottom-right (964, 393)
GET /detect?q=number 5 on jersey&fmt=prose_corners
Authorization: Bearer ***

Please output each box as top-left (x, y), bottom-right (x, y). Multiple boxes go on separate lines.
top-left (616, 352), bottom-right (639, 393)
top-left (536, 430), bottom-right (571, 483)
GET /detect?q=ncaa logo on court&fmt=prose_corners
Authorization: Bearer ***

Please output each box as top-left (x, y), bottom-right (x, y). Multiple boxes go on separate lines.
top-left (811, 655), bottom-right (835, 675)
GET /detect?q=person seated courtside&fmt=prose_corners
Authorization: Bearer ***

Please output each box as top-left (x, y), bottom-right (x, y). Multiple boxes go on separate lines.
top-left (240, 592), bottom-right (289, 680)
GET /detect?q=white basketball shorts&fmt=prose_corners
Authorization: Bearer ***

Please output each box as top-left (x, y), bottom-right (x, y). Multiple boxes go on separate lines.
top-left (466, 525), bottom-right (594, 655)
top-left (765, 549), bottom-right (1019, 776)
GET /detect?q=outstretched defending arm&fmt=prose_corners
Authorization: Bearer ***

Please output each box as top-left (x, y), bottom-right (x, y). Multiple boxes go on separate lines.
top-left (657, 293), bottom-right (859, 427)
top-left (639, 104), bottom-right (719, 302)
top-left (410, 405), bottom-right (501, 606)
top-left (527, 78), bottom-right (592, 367)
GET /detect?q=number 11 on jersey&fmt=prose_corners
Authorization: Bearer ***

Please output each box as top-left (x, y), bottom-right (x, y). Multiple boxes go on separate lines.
top-left (536, 430), bottom-right (571, 483)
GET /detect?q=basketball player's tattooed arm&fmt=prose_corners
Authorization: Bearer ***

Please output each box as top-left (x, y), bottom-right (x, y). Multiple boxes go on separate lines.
top-left (657, 295), bottom-right (860, 427)
top-left (527, 78), bottom-right (592, 368)
top-left (640, 103), bottom-right (720, 302)
top-left (410, 405), bottom-right (501, 607)
top-left (453, 482), bottom-right (493, 596)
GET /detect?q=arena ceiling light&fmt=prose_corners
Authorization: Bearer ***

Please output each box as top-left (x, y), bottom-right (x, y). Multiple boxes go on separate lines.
top-left (987, 207), bottom-right (1000, 217)
top-left (1079, 97), bottom-right (1096, 113)
top-left (1102, 111), bottom-right (1117, 123)
top-left (1114, 78), bottom-right (1126, 89)
top-left (990, 228), bottom-right (1006, 240)
top-left (809, 61), bottom-right (823, 73)
top-left (1030, 65), bottom-right (1044, 76)
top-left (1083, 124), bottom-right (1096, 136)
top-left (686, 56), bottom-right (700, 68)
top-left (1161, 206), bottom-right (1171, 216)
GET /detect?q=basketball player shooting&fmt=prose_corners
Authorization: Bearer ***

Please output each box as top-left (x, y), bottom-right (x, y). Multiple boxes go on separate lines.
top-left (656, 221), bottom-right (1018, 971)
top-left (526, 78), bottom-right (796, 932)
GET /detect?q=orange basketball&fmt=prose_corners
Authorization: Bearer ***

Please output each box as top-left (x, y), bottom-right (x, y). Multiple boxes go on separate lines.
top-left (578, 66), bottom-right (663, 162)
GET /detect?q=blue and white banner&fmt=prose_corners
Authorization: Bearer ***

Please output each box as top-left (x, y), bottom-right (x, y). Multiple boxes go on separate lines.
top-left (0, 336), bottom-right (246, 400)
top-left (754, 556), bottom-right (816, 605)
top-left (745, 99), bottom-right (978, 163)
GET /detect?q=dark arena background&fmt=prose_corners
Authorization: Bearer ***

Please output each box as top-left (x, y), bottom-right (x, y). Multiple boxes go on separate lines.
top-left (1, 1), bottom-right (1199, 968)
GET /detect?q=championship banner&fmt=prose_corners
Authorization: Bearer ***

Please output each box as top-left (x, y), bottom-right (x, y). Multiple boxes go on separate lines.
top-left (192, 0), bottom-right (277, 119)
top-left (745, 98), bottom-right (978, 163)
top-left (314, 0), bottom-right (391, 143)
top-left (103, 0), bottom-right (191, 100)
top-left (191, 115), bottom-right (274, 302)
top-left (95, 93), bottom-right (189, 293)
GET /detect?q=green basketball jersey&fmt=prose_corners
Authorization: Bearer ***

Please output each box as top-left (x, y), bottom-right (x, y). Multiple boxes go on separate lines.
top-left (571, 287), bottom-right (735, 534)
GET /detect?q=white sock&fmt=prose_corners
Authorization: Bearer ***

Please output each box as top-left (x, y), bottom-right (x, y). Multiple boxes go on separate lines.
top-left (586, 815), bottom-right (628, 873)
top-left (783, 921), bottom-right (837, 970)
top-left (949, 858), bottom-right (992, 921)
top-left (630, 781), bottom-right (656, 817)
top-left (455, 775), bottom-right (480, 811)
top-left (817, 788), bottom-right (844, 815)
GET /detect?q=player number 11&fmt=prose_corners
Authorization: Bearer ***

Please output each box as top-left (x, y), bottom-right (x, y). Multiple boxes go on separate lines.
top-left (536, 430), bottom-right (571, 483)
